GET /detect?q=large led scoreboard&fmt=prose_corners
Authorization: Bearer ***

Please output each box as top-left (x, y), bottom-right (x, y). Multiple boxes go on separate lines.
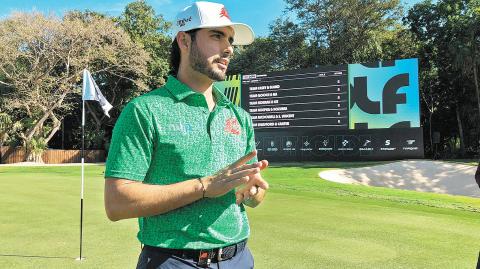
top-left (214, 58), bottom-right (424, 161)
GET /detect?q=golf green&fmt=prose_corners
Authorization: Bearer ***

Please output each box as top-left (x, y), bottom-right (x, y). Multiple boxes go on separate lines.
top-left (0, 163), bottom-right (479, 268)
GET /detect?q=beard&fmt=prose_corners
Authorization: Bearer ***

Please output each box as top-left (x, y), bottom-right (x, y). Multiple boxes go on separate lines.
top-left (189, 41), bottom-right (226, 81)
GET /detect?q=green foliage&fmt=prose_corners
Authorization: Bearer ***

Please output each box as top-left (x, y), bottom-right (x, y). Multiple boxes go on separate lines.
top-left (0, 11), bottom-right (149, 154)
top-left (231, 0), bottom-right (410, 74)
top-left (0, 112), bottom-right (12, 132)
top-left (228, 37), bottom-right (278, 74)
top-left (71, 120), bottom-right (106, 150)
top-left (406, 0), bottom-right (480, 157)
top-left (116, 0), bottom-right (171, 88)
top-left (0, 112), bottom-right (12, 146)
top-left (285, 0), bottom-right (403, 64)
top-left (26, 137), bottom-right (47, 155)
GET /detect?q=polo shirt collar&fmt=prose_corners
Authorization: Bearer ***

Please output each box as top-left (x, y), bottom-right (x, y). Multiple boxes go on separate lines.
top-left (212, 85), bottom-right (231, 107)
top-left (165, 75), bottom-right (196, 101)
top-left (165, 75), bottom-right (233, 107)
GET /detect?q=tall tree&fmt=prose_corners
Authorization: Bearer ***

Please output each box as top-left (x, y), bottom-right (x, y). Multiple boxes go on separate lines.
top-left (229, 18), bottom-right (309, 75)
top-left (406, 0), bottom-right (480, 157)
top-left (448, 0), bottom-right (480, 123)
top-left (0, 12), bottom-right (149, 161)
top-left (116, 0), bottom-right (171, 88)
top-left (285, 0), bottom-right (404, 65)
top-left (231, 0), bottom-right (412, 75)
top-left (228, 37), bottom-right (278, 74)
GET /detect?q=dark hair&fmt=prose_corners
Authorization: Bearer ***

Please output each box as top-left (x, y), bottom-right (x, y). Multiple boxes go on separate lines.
top-left (169, 29), bottom-right (199, 76)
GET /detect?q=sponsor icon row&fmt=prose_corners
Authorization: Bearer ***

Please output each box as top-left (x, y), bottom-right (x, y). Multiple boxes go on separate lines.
top-left (256, 139), bottom-right (418, 151)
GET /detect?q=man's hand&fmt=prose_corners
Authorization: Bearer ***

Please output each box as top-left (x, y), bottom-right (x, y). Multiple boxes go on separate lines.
top-left (235, 160), bottom-right (269, 206)
top-left (201, 150), bottom-right (268, 198)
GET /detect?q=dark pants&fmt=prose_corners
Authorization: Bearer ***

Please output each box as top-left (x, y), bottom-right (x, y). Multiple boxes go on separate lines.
top-left (136, 245), bottom-right (255, 269)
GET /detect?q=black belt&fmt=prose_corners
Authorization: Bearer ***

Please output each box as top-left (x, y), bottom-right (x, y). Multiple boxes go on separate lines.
top-left (144, 239), bottom-right (247, 265)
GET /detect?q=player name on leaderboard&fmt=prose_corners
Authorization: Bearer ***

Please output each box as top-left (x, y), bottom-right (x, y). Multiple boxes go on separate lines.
top-left (241, 65), bottom-right (349, 130)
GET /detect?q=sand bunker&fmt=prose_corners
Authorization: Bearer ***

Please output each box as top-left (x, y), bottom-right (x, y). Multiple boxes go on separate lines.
top-left (319, 160), bottom-right (480, 198)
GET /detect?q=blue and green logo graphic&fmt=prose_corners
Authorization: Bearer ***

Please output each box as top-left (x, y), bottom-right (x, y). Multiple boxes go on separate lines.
top-left (348, 58), bottom-right (419, 129)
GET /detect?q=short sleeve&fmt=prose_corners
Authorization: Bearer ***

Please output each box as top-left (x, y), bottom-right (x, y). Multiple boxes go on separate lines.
top-left (244, 113), bottom-right (258, 165)
top-left (105, 102), bottom-right (154, 181)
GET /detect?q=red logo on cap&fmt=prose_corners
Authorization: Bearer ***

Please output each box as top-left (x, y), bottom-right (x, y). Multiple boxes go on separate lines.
top-left (220, 7), bottom-right (231, 20)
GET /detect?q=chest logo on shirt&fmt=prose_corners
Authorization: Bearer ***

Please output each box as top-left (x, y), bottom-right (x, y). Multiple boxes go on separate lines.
top-left (167, 122), bottom-right (193, 135)
top-left (224, 117), bottom-right (241, 135)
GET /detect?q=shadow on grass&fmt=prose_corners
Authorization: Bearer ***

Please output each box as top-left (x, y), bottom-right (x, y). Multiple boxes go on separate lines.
top-left (0, 253), bottom-right (76, 260)
top-left (443, 159), bottom-right (479, 166)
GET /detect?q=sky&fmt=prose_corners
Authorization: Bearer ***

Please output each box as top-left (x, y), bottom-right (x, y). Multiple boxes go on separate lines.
top-left (0, 0), bottom-right (423, 37)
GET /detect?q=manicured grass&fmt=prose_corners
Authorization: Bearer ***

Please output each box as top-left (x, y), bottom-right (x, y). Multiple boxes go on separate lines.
top-left (0, 163), bottom-right (479, 268)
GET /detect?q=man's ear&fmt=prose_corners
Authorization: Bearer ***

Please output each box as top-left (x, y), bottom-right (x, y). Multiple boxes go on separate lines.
top-left (177, 32), bottom-right (190, 51)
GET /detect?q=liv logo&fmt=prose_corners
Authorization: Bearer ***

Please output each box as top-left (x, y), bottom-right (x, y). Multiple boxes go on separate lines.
top-left (348, 59), bottom-right (420, 129)
top-left (167, 123), bottom-right (192, 135)
top-left (351, 74), bottom-right (408, 114)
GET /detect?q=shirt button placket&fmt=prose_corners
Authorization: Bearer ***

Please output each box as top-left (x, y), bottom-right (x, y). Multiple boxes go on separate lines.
top-left (205, 108), bottom-right (214, 170)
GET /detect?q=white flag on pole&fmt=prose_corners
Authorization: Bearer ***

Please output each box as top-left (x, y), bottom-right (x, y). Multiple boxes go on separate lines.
top-left (82, 69), bottom-right (113, 117)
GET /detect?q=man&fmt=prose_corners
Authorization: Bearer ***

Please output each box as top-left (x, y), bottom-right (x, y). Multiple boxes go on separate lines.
top-left (104, 2), bottom-right (269, 268)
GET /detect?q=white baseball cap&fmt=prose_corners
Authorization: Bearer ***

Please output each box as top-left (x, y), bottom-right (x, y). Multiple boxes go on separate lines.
top-left (173, 1), bottom-right (255, 45)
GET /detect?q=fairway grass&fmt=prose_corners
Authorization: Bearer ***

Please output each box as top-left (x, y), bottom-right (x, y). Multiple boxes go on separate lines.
top-left (0, 163), bottom-right (479, 268)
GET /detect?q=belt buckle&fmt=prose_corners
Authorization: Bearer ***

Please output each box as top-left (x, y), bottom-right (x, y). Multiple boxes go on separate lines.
top-left (197, 250), bottom-right (212, 268)
top-left (217, 248), bottom-right (223, 261)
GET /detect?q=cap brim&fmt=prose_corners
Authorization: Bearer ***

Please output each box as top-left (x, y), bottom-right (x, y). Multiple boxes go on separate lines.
top-left (230, 23), bottom-right (255, 45)
top-left (173, 22), bottom-right (255, 45)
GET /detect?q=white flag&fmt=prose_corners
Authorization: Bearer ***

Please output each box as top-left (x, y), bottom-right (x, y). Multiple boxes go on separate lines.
top-left (82, 69), bottom-right (113, 117)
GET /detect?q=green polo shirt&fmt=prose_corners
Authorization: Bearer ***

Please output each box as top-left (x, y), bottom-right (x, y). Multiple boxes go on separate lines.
top-left (105, 75), bottom-right (258, 249)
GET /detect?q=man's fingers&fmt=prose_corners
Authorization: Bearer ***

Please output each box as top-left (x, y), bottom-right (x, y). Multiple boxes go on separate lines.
top-left (259, 160), bottom-right (269, 170)
top-left (235, 186), bottom-right (252, 205)
top-left (228, 150), bottom-right (257, 169)
top-left (237, 172), bottom-right (269, 191)
top-left (230, 162), bottom-right (261, 174)
top-left (235, 191), bottom-right (244, 205)
top-left (225, 167), bottom-right (259, 183)
top-left (252, 176), bottom-right (269, 190)
top-left (249, 185), bottom-right (259, 196)
top-left (224, 176), bottom-right (250, 192)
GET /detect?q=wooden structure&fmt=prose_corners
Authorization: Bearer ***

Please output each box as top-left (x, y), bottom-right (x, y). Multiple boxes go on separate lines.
top-left (0, 146), bottom-right (105, 164)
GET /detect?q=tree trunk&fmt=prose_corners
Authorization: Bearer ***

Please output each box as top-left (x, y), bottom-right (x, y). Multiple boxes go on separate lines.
top-left (0, 132), bottom-right (7, 147)
top-left (429, 111), bottom-right (433, 157)
top-left (25, 91), bottom-right (68, 141)
top-left (25, 151), bottom-right (44, 163)
top-left (45, 112), bottom-right (61, 144)
top-left (455, 105), bottom-right (465, 157)
top-left (22, 92), bottom-right (68, 162)
top-left (21, 91), bottom-right (68, 161)
top-left (473, 49), bottom-right (480, 123)
top-left (472, 52), bottom-right (480, 156)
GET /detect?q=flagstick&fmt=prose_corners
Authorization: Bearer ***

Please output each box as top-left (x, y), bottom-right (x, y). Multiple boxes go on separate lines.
top-left (76, 69), bottom-right (112, 261)
top-left (77, 98), bottom-right (86, 261)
